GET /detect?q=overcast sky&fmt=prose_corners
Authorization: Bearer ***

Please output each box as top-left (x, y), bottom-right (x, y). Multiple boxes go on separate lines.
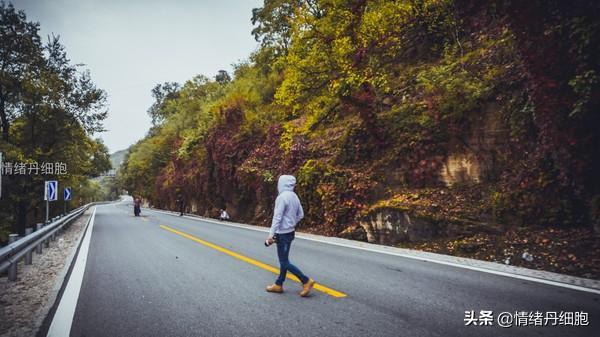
top-left (12, 0), bottom-right (262, 153)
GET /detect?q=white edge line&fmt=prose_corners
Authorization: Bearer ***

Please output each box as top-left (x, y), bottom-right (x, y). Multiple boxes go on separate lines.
top-left (145, 208), bottom-right (600, 295)
top-left (47, 206), bottom-right (98, 337)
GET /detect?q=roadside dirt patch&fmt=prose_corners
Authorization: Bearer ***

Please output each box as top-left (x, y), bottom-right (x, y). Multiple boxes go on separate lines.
top-left (403, 226), bottom-right (600, 280)
top-left (0, 209), bottom-right (92, 337)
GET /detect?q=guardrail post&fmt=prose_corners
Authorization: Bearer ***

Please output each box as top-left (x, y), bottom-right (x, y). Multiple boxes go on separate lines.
top-left (36, 223), bottom-right (43, 254)
top-left (25, 228), bottom-right (33, 265)
top-left (8, 234), bottom-right (19, 281)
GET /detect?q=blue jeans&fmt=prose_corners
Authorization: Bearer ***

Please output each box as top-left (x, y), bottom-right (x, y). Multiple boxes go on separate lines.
top-left (275, 232), bottom-right (309, 286)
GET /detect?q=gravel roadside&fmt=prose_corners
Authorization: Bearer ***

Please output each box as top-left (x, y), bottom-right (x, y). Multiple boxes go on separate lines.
top-left (0, 209), bottom-right (92, 337)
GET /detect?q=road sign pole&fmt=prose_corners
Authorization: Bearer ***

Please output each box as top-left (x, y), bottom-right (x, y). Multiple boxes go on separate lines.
top-left (44, 180), bottom-right (58, 222)
top-left (63, 187), bottom-right (71, 214)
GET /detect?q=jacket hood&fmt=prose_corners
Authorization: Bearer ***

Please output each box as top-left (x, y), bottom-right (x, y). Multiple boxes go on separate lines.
top-left (277, 175), bottom-right (296, 194)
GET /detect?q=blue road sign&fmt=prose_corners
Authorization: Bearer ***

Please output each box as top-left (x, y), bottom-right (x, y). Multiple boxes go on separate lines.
top-left (64, 187), bottom-right (72, 201)
top-left (45, 180), bottom-right (58, 201)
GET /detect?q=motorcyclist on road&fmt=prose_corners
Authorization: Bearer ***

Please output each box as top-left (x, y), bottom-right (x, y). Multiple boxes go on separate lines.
top-left (134, 197), bottom-right (141, 216)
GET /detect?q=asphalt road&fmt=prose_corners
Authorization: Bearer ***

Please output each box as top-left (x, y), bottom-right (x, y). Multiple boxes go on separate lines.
top-left (57, 200), bottom-right (599, 337)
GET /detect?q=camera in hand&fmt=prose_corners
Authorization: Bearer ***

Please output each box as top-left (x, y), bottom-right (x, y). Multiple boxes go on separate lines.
top-left (264, 234), bottom-right (278, 247)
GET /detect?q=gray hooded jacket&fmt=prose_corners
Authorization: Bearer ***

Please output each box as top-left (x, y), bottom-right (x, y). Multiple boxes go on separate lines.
top-left (269, 175), bottom-right (304, 237)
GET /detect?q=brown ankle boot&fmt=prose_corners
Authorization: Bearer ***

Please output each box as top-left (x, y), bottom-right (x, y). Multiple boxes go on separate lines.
top-left (266, 284), bottom-right (283, 293)
top-left (299, 279), bottom-right (315, 297)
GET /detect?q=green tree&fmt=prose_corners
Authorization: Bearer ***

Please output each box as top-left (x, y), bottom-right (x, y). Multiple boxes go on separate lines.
top-left (0, 1), bottom-right (43, 142)
top-left (147, 82), bottom-right (180, 126)
top-left (215, 70), bottom-right (231, 84)
top-left (0, 4), bottom-right (108, 238)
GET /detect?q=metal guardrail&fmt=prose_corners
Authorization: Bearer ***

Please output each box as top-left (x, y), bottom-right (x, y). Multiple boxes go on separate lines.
top-left (0, 203), bottom-right (94, 281)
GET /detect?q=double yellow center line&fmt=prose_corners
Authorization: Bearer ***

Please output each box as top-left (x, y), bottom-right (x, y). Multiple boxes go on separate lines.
top-left (159, 224), bottom-right (347, 298)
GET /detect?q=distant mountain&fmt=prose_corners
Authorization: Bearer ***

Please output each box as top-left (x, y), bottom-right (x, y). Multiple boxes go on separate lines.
top-left (110, 149), bottom-right (127, 170)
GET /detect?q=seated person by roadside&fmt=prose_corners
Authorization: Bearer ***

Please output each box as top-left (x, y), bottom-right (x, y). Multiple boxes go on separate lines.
top-left (219, 208), bottom-right (230, 221)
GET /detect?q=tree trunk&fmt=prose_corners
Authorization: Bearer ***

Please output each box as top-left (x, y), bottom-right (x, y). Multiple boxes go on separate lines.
top-left (14, 200), bottom-right (27, 236)
top-left (0, 92), bottom-right (9, 142)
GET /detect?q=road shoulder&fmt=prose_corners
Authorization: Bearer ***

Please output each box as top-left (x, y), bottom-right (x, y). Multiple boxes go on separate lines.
top-left (0, 209), bottom-right (93, 337)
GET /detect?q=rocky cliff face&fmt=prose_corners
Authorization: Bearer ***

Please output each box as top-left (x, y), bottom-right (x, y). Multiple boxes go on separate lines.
top-left (355, 204), bottom-right (503, 245)
top-left (359, 208), bottom-right (440, 244)
top-left (440, 103), bottom-right (509, 186)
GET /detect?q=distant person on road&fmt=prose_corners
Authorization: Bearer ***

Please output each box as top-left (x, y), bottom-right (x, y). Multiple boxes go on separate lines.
top-left (219, 208), bottom-right (230, 221)
top-left (265, 175), bottom-right (315, 297)
top-left (176, 194), bottom-right (184, 216)
top-left (133, 197), bottom-right (141, 217)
